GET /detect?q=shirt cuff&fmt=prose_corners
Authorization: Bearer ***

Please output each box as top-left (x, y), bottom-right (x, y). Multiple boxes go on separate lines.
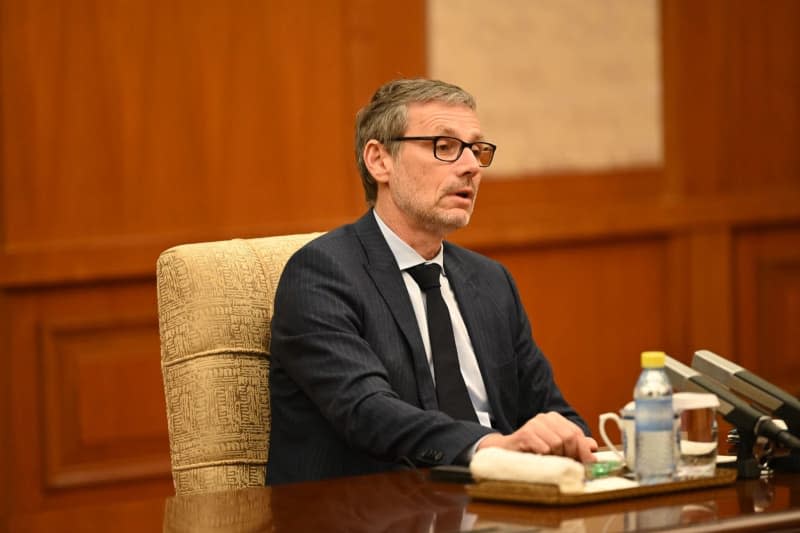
top-left (461, 433), bottom-right (498, 464)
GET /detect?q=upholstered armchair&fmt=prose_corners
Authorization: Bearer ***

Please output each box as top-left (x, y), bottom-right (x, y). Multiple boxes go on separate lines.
top-left (157, 233), bottom-right (321, 495)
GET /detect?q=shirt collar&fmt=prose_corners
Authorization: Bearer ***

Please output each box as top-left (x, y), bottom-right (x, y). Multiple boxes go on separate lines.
top-left (373, 210), bottom-right (445, 272)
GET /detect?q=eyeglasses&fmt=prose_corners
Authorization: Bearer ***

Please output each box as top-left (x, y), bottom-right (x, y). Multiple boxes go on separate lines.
top-left (391, 136), bottom-right (497, 167)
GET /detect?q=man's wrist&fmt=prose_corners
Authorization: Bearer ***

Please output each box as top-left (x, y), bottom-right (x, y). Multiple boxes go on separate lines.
top-left (461, 433), bottom-right (500, 463)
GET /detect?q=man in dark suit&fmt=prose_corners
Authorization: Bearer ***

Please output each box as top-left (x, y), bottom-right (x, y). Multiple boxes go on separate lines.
top-left (267, 79), bottom-right (597, 485)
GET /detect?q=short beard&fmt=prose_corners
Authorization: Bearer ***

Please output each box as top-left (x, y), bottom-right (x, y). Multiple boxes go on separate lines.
top-left (394, 191), bottom-right (474, 237)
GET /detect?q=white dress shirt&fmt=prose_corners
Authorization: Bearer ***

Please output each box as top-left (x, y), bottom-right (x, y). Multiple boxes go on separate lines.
top-left (373, 211), bottom-right (493, 428)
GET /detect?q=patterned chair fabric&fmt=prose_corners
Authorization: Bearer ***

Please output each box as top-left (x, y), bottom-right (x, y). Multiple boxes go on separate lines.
top-left (157, 233), bottom-right (322, 495)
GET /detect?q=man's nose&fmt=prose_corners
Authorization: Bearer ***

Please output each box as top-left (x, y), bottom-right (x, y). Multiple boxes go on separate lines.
top-left (456, 147), bottom-right (481, 173)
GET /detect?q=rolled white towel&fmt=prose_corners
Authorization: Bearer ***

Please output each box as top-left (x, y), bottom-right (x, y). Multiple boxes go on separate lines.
top-left (470, 448), bottom-right (585, 494)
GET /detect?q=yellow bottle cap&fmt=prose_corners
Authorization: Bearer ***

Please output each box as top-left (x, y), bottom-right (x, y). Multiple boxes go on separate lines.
top-left (641, 350), bottom-right (666, 368)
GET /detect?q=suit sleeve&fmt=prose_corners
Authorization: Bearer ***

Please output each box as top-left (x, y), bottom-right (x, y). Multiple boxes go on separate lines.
top-left (270, 245), bottom-right (494, 467)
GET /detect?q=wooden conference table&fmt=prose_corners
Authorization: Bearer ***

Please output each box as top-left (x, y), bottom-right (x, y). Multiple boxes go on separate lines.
top-left (5, 468), bottom-right (800, 532)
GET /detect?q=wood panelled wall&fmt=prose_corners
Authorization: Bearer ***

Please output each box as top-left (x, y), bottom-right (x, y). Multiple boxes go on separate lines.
top-left (455, 0), bottom-right (800, 443)
top-left (0, 0), bottom-right (427, 514)
top-left (1, 0), bottom-right (798, 514)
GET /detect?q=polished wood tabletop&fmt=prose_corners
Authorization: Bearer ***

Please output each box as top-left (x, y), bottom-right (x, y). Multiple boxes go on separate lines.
top-left (4, 468), bottom-right (800, 532)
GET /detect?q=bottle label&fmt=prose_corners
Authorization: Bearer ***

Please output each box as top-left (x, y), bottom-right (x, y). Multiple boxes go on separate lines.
top-left (635, 397), bottom-right (675, 482)
top-left (635, 397), bottom-right (673, 431)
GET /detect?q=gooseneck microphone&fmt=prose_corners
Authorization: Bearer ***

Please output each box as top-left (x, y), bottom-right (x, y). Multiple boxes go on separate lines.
top-left (664, 355), bottom-right (800, 451)
top-left (692, 349), bottom-right (800, 434)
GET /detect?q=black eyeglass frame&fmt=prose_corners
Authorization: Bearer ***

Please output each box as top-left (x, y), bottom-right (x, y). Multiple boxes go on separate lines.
top-left (390, 136), bottom-right (497, 167)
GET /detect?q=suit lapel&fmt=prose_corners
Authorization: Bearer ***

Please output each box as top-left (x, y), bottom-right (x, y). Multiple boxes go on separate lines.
top-left (354, 212), bottom-right (438, 409)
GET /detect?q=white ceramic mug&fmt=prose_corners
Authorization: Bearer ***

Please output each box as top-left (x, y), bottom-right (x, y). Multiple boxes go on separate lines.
top-left (599, 401), bottom-right (636, 465)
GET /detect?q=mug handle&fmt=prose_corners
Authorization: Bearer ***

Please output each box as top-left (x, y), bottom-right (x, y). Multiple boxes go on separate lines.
top-left (598, 412), bottom-right (625, 462)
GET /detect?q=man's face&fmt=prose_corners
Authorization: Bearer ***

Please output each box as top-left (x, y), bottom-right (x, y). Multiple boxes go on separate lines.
top-left (386, 101), bottom-right (484, 238)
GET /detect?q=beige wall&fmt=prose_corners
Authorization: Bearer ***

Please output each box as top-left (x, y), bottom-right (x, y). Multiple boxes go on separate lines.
top-left (429, 0), bottom-right (662, 175)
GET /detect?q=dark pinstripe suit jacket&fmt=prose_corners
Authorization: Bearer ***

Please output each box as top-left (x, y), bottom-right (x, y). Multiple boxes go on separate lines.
top-left (266, 211), bottom-right (588, 485)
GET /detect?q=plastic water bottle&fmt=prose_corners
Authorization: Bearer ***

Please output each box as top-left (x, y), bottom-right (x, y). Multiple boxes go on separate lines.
top-left (634, 350), bottom-right (675, 484)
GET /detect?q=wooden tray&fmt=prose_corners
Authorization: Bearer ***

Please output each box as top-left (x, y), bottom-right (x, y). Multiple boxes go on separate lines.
top-left (467, 467), bottom-right (737, 506)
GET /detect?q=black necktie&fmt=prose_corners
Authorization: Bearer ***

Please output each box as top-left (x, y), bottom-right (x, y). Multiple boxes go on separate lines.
top-left (406, 263), bottom-right (478, 422)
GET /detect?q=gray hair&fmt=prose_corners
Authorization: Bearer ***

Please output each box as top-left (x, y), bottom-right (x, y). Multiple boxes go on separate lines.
top-left (354, 79), bottom-right (476, 206)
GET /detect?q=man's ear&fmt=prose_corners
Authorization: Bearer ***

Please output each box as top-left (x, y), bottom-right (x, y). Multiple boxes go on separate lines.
top-left (363, 139), bottom-right (393, 184)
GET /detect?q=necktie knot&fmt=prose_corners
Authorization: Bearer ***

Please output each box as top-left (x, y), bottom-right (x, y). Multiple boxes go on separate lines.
top-left (406, 263), bottom-right (442, 291)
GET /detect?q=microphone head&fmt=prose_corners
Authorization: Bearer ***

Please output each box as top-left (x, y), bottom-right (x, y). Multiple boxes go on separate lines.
top-left (693, 349), bottom-right (800, 432)
top-left (664, 355), bottom-right (741, 419)
top-left (693, 349), bottom-right (744, 379)
top-left (664, 355), bottom-right (701, 391)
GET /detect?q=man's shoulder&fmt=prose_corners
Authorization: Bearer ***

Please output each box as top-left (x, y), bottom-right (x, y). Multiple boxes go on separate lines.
top-left (283, 217), bottom-right (370, 272)
top-left (443, 240), bottom-right (505, 272)
top-left (295, 219), bottom-right (361, 254)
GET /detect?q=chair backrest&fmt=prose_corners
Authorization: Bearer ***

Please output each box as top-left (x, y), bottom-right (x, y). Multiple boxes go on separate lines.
top-left (157, 233), bottom-right (321, 495)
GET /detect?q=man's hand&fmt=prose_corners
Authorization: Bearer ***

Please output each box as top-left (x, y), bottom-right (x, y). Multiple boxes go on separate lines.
top-left (477, 411), bottom-right (598, 463)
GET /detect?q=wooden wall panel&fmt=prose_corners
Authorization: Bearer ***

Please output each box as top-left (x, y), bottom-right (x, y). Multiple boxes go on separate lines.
top-left (453, 0), bottom-right (800, 442)
top-left (735, 226), bottom-right (800, 396)
top-left (0, 0), bottom-right (426, 287)
top-left (6, 282), bottom-right (171, 510)
top-left (41, 317), bottom-right (168, 490)
top-left (662, 0), bottom-right (800, 196)
top-left (0, 293), bottom-right (10, 518)
top-left (0, 0), bottom-right (427, 514)
top-left (1, 0), bottom-right (355, 246)
top-left (658, 0), bottom-right (800, 398)
top-left (686, 227), bottom-right (734, 356)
